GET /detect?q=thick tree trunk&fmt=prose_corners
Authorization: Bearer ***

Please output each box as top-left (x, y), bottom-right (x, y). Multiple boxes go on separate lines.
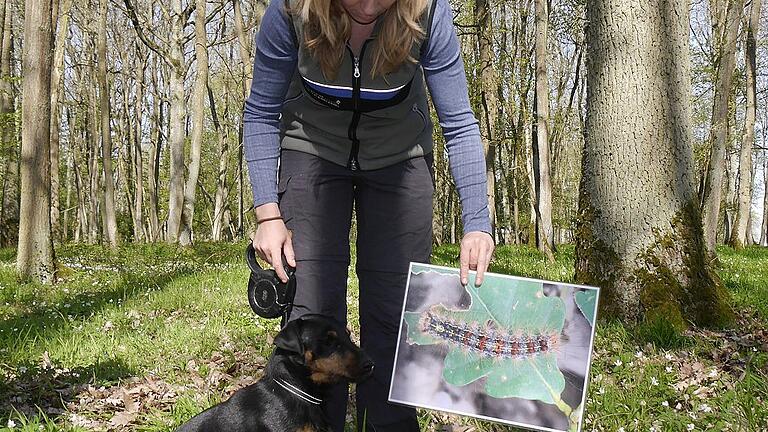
top-left (533, 0), bottom-right (555, 261)
top-left (729, 0), bottom-right (760, 249)
top-left (49, 0), bottom-right (72, 241)
top-left (700, 0), bottom-right (744, 254)
top-left (178, 0), bottom-right (208, 246)
top-left (576, 0), bottom-right (731, 326)
top-left (475, 0), bottom-right (498, 237)
top-left (17, 0), bottom-right (55, 283)
top-left (97, 0), bottom-right (118, 247)
top-left (0, 1), bottom-right (18, 247)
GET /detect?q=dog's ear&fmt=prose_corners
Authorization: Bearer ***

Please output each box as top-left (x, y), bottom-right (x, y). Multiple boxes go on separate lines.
top-left (274, 319), bottom-right (304, 355)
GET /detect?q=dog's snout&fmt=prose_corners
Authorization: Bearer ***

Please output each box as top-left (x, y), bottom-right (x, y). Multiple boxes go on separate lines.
top-left (356, 356), bottom-right (375, 382)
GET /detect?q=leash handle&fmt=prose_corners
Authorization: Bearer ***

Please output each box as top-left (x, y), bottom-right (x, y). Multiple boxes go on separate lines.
top-left (246, 242), bottom-right (296, 275)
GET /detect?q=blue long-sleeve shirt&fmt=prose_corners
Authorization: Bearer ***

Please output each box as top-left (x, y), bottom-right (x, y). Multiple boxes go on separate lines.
top-left (243, 0), bottom-right (491, 234)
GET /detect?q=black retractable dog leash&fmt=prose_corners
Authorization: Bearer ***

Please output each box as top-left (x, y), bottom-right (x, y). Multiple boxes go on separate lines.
top-left (245, 243), bottom-right (296, 327)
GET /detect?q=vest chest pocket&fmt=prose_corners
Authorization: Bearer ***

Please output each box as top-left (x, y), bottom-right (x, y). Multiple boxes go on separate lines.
top-left (357, 103), bottom-right (430, 157)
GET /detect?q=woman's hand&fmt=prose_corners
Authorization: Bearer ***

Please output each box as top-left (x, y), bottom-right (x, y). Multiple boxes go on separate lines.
top-left (252, 203), bottom-right (296, 283)
top-left (459, 231), bottom-right (495, 286)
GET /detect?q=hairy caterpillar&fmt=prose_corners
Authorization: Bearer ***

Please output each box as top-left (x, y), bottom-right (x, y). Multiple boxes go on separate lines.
top-left (417, 305), bottom-right (559, 359)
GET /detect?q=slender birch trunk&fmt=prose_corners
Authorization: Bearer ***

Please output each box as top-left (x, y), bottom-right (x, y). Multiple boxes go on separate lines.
top-left (211, 82), bottom-right (230, 241)
top-left (166, 0), bottom-right (186, 243)
top-left (700, 0), bottom-right (744, 254)
top-left (729, 0), bottom-right (760, 249)
top-left (475, 0), bottom-right (498, 237)
top-left (233, 0), bottom-right (255, 237)
top-left (533, 0), bottom-right (555, 260)
top-left (133, 46), bottom-right (146, 242)
top-left (97, 0), bottom-right (118, 247)
top-left (178, 0), bottom-right (209, 246)
top-left (49, 0), bottom-right (72, 241)
top-left (0, 1), bottom-right (17, 247)
top-left (762, 158), bottom-right (768, 245)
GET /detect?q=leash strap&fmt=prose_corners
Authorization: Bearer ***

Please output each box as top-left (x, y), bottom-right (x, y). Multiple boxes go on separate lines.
top-left (273, 378), bottom-right (322, 405)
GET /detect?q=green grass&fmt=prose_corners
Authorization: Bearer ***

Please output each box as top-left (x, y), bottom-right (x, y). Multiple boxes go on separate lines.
top-left (1, 242), bottom-right (767, 431)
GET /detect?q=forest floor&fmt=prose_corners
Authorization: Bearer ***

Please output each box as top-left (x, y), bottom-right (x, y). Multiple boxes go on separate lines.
top-left (0, 243), bottom-right (766, 431)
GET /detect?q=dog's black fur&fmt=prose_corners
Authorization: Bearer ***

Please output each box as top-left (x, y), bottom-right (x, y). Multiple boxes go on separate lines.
top-left (176, 315), bottom-right (374, 432)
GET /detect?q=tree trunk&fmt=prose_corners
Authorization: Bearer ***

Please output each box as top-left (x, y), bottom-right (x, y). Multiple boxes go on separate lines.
top-left (729, 0), bottom-right (760, 249)
top-left (133, 45), bottom-right (146, 242)
top-left (88, 82), bottom-right (100, 243)
top-left (533, 0), bottom-right (555, 261)
top-left (762, 158), bottom-right (768, 246)
top-left (148, 63), bottom-right (162, 242)
top-left (210, 81), bottom-right (230, 241)
top-left (475, 0), bottom-right (498, 237)
top-left (576, 0), bottom-right (732, 326)
top-left (700, 0), bottom-right (744, 254)
top-left (724, 150), bottom-right (737, 242)
top-left (178, 0), bottom-right (208, 246)
top-left (97, 0), bottom-right (118, 247)
top-left (166, 0), bottom-right (186, 244)
top-left (0, 0), bottom-right (18, 247)
top-left (63, 114), bottom-right (73, 241)
top-left (49, 0), bottom-right (72, 242)
top-left (17, 0), bottom-right (55, 283)
top-left (233, 0), bottom-right (253, 238)
top-left (233, 0), bottom-right (253, 98)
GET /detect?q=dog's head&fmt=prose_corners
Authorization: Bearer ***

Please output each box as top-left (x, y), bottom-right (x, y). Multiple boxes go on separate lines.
top-left (273, 315), bottom-right (374, 385)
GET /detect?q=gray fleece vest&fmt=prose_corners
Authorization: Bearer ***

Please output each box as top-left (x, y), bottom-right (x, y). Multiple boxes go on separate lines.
top-left (280, 0), bottom-right (437, 170)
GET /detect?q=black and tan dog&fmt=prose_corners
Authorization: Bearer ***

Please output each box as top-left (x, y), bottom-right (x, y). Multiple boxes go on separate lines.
top-left (177, 315), bottom-right (374, 432)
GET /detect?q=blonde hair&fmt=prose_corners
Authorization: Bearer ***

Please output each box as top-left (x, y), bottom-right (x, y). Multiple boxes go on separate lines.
top-left (292, 0), bottom-right (428, 79)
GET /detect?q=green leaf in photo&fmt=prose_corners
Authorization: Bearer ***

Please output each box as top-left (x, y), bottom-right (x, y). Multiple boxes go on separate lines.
top-left (403, 270), bottom-right (567, 405)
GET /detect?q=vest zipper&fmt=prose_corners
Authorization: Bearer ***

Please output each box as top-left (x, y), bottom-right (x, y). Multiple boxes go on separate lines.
top-left (346, 41), bottom-right (369, 171)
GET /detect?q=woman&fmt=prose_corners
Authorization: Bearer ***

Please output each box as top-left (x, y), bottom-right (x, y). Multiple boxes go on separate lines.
top-left (244, 0), bottom-right (494, 429)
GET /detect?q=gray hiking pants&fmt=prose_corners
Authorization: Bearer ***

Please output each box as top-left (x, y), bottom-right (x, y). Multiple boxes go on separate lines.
top-left (278, 149), bottom-right (434, 432)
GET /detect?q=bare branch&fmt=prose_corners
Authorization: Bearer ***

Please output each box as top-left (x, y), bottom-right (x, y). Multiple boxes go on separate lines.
top-left (121, 0), bottom-right (172, 63)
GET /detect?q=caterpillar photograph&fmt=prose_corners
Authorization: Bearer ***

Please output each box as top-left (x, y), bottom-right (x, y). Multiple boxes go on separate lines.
top-left (389, 263), bottom-right (599, 432)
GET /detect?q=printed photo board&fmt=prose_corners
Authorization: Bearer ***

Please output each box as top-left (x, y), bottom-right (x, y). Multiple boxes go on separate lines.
top-left (389, 263), bottom-right (600, 432)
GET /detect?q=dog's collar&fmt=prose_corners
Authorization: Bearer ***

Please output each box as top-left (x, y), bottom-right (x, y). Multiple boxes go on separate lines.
top-left (273, 378), bottom-right (322, 405)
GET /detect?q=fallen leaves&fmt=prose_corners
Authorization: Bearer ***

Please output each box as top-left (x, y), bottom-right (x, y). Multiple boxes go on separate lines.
top-left (2, 348), bottom-right (268, 431)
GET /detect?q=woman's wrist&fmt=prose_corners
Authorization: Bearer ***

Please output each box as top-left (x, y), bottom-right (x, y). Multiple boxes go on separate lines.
top-left (255, 202), bottom-right (281, 221)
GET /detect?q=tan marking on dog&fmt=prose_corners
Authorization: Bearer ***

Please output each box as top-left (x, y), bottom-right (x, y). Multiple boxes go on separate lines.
top-left (304, 350), bottom-right (314, 364)
top-left (296, 425), bottom-right (315, 432)
top-left (308, 352), bottom-right (357, 384)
